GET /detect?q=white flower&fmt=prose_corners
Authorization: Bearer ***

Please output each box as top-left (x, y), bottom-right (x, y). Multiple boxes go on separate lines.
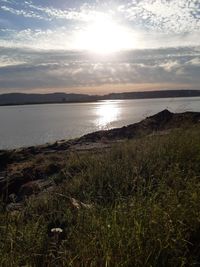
top-left (51, 228), bottom-right (63, 233)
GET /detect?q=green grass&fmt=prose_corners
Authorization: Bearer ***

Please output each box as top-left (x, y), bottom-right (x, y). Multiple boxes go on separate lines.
top-left (1, 126), bottom-right (200, 266)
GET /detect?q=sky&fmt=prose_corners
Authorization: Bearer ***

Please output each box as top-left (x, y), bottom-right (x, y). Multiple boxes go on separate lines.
top-left (0, 0), bottom-right (200, 95)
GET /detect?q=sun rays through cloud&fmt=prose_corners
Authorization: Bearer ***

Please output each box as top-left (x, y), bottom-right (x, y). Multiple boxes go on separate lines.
top-left (0, 0), bottom-right (199, 93)
top-left (74, 14), bottom-right (138, 54)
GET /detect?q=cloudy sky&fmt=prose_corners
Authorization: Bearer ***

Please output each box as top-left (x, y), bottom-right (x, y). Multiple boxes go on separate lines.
top-left (0, 0), bottom-right (199, 94)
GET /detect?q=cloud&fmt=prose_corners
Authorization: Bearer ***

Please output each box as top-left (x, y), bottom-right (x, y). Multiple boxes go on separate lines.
top-left (1, 0), bottom-right (199, 33)
top-left (187, 57), bottom-right (200, 66)
top-left (0, 1), bottom-right (100, 22)
top-left (26, 2), bottom-right (98, 22)
top-left (0, 5), bottom-right (46, 20)
top-left (0, 27), bottom-right (77, 50)
top-left (118, 0), bottom-right (200, 33)
top-left (0, 0), bottom-right (199, 93)
top-left (0, 0), bottom-right (199, 50)
top-left (0, 47), bottom-right (199, 93)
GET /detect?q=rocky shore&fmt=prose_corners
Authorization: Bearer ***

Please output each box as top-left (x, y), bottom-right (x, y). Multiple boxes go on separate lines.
top-left (1, 109), bottom-right (200, 208)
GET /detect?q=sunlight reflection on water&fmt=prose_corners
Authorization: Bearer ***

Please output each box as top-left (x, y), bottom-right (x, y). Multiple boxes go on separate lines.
top-left (96, 101), bottom-right (121, 129)
top-left (1, 97), bottom-right (200, 149)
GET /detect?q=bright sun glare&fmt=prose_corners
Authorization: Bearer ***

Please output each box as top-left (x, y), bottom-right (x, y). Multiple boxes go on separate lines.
top-left (97, 101), bottom-right (120, 128)
top-left (75, 14), bottom-right (136, 54)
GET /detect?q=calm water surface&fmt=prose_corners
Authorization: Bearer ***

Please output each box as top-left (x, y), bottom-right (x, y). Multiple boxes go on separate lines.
top-left (1, 97), bottom-right (200, 149)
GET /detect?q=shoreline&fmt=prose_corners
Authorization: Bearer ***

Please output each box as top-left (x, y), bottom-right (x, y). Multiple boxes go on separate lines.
top-left (1, 109), bottom-right (200, 205)
top-left (1, 109), bottom-right (200, 154)
top-left (0, 94), bottom-right (200, 107)
top-left (0, 89), bottom-right (200, 107)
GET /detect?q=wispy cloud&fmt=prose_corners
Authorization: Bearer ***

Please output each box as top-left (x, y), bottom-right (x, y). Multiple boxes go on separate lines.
top-left (1, 0), bottom-right (199, 32)
top-left (26, 2), bottom-right (98, 22)
top-left (0, 27), bottom-right (77, 50)
top-left (1, 5), bottom-right (46, 20)
top-left (0, 0), bottom-right (199, 50)
top-left (0, 1), bottom-right (100, 22)
top-left (118, 0), bottom-right (200, 33)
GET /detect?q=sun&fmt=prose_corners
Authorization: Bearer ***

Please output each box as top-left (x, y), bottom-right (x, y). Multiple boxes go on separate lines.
top-left (74, 14), bottom-right (136, 54)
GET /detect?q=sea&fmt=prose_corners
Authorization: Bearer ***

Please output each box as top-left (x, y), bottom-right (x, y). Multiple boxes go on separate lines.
top-left (1, 97), bottom-right (200, 149)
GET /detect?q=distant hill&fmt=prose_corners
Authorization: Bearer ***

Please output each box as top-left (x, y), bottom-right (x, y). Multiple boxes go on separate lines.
top-left (0, 90), bottom-right (200, 106)
top-left (0, 93), bottom-right (98, 106)
top-left (105, 90), bottom-right (200, 100)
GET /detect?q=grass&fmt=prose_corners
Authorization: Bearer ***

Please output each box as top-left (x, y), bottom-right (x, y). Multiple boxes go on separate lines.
top-left (1, 126), bottom-right (200, 266)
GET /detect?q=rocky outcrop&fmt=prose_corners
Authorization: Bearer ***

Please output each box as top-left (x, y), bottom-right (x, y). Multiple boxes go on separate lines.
top-left (78, 110), bottom-right (200, 142)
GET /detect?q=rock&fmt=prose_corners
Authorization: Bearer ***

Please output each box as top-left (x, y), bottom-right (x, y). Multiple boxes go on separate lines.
top-left (19, 179), bottom-right (54, 198)
top-left (148, 109), bottom-right (173, 121)
top-left (19, 181), bottom-right (40, 197)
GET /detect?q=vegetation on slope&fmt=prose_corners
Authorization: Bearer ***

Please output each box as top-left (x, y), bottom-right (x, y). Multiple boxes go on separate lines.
top-left (1, 126), bottom-right (200, 266)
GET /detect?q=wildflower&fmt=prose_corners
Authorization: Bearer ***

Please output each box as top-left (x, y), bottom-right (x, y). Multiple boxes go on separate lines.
top-left (51, 228), bottom-right (63, 233)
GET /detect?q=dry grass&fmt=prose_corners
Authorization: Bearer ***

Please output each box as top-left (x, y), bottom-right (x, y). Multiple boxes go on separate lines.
top-left (1, 126), bottom-right (200, 266)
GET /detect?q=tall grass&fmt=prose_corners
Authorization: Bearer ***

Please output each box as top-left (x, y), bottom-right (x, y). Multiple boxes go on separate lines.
top-left (1, 126), bottom-right (200, 266)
